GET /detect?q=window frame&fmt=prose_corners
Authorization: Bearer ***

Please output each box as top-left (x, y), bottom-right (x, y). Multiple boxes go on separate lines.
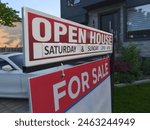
top-left (67, 0), bottom-right (81, 7)
top-left (125, 3), bottom-right (150, 41)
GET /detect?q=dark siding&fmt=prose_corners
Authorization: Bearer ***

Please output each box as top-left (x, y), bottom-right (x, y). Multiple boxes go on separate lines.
top-left (83, 0), bottom-right (124, 10)
top-left (61, 0), bottom-right (150, 24)
top-left (60, 0), bottom-right (106, 24)
top-left (61, 0), bottom-right (87, 24)
top-left (127, 0), bottom-right (150, 7)
top-left (61, 0), bottom-right (125, 23)
top-left (82, 0), bottom-right (105, 7)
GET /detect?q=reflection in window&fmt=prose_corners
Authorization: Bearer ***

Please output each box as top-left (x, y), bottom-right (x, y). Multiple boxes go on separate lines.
top-left (127, 4), bottom-right (150, 40)
top-left (0, 58), bottom-right (10, 70)
top-left (68, 0), bottom-right (80, 7)
top-left (9, 55), bottom-right (23, 69)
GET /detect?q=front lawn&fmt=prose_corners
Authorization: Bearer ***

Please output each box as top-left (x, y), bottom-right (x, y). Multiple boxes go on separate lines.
top-left (114, 83), bottom-right (150, 113)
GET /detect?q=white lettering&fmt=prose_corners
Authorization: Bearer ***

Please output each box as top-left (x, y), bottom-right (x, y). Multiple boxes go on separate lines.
top-left (90, 31), bottom-right (96, 44)
top-left (78, 28), bottom-right (86, 43)
top-left (105, 62), bottom-right (109, 75)
top-left (68, 76), bottom-right (81, 99)
top-left (98, 66), bottom-right (103, 81)
top-left (53, 81), bottom-right (66, 112)
top-left (32, 18), bottom-right (51, 42)
top-left (92, 68), bottom-right (97, 84)
top-left (81, 72), bottom-right (90, 92)
top-left (69, 26), bottom-right (77, 43)
top-left (96, 33), bottom-right (101, 44)
top-left (54, 22), bottom-right (67, 42)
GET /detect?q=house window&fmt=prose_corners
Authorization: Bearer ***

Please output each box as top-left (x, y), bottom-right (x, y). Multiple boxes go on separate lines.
top-left (127, 4), bottom-right (150, 40)
top-left (68, 0), bottom-right (80, 7)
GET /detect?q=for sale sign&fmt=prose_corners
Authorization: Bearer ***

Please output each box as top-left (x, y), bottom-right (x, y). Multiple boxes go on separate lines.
top-left (29, 58), bottom-right (110, 113)
top-left (22, 7), bottom-right (113, 67)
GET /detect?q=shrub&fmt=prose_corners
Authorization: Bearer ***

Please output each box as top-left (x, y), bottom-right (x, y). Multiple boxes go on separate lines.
top-left (120, 44), bottom-right (141, 79)
top-left (114, 72), bottom-right (136, 83)
top-left (142, 58), bottom-right (150, 75)
top-left (114, 44), bottom-right (141, 83)
top-left (114, 61), bottom-right (131, 73)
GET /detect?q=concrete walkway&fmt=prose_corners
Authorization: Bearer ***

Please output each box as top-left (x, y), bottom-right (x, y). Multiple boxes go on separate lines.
top-left (0, 98), bottom-right (29, 113)
top-left (115, 79), bottom-right (150, 87)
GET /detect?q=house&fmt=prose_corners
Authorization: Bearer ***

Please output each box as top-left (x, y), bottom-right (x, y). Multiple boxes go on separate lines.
top-left (0, 22), bottom-right (22, 53)
top-left (61, 0), bottom-right (150, 58)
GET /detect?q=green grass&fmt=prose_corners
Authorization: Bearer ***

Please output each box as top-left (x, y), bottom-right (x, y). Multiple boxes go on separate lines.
top-left (113, 83), bottom-right (150, 113)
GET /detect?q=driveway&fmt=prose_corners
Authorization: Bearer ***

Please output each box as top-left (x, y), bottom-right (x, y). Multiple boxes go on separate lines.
top-left (0, 98), bottom-right (29, 113)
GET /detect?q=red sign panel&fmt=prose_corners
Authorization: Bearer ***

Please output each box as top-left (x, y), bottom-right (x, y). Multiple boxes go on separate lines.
top-left (29, 58), bottom-right (110, 113)
top-left (23, 7), bottom-right (113, 67)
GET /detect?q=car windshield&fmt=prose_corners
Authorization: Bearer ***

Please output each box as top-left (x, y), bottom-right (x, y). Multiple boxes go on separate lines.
top-left (9, 54), bottom-right (23, 69)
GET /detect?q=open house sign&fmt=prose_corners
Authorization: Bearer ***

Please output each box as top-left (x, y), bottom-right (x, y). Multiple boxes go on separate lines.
top-left (22, 7), bottom-right (113, 67)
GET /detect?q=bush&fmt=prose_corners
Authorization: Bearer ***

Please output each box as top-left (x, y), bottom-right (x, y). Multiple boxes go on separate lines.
top-left (114, 72), bottom-right (136, 84)
top-left (114, 61), bottom-right (131, 73)
top-left (114, 44), bottom-right (141, 83)
top-left (142, 58), bottom-right (150, 75)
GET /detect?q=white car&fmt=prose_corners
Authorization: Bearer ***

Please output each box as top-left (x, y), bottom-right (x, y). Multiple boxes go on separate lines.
top-left (0, 53), bottom-right (72, 98)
